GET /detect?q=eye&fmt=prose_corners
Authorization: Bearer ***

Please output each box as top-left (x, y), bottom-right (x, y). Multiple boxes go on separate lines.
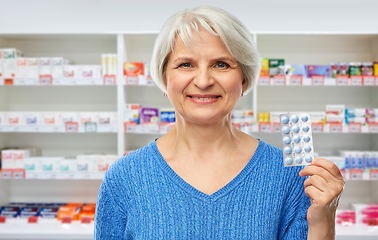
top-left (178, 62), bottom-right (192, 68)
top-left (215, 62), bottom-right (230, 69)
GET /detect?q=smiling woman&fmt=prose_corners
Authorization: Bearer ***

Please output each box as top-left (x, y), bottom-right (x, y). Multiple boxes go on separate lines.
top-left (94, 6), bottom-right (344, 240)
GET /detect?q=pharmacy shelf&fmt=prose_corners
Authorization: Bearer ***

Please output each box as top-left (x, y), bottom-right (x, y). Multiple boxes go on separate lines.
top-left (0, 219), bottom-right (93, 240)
top-left (0, 78), bottom-right (116, 86)
top-left (0, 125), bottom-right (117, 133)
top-left (0, 220), bottom-right (376, 240)
top-left (123, 123), bottom-right (378, 134)
top-left (257, 76), bottom-right (378, 86)
top-left (0, 171), bottom-right (105, 180)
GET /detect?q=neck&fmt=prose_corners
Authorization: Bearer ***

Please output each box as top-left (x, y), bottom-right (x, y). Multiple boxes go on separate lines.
top-left (162, 114), bottom-right (242, 161)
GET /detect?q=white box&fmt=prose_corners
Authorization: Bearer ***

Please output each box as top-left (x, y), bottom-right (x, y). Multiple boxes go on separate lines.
top-left (326, 114), bottom-right (344, 124)
top-left (76, 155), bottom-right (98, 172)
top-left (2, 49), bottom-right (22, 59)
top-left (99, 112), bottom-right (117, 125)
top-left (97, 155), bottom-right (117, 171)
top-left (1, 150), bottom-right (14, 169)
top-left (2, 49), bottom-right (23, 78)
top-left (101, 54), bottom-right (108, 76)
top-left (73, 66), bottom-right (82, 79)
top-left (51, 58), bottom-right (65, 78)
top-left (1, 149), bottom-right (31, 169)
top-left (82, 65), bottom-right (101, 78)
top-left (7, 112), bottom-right (25, 125)
top-left (24, 157), bottom-right (43, 172)
top-left (309, 112), bottom-right (326, 124)
top-left (352, 203), bottom-right (378, 225)
top-left (60, 159), bottom-right (77, 172)
top-left (63, 65), bottom-right (74, 77)
top-left (326, 105), bottom-right (345, 115)
top-left (27, 58), bottom-right (39, 78)
top-left (41, 157), bottom-right (63, 172)
top-left (0, 50), bottom-right (3, 77)
top-left (80, 112), bottom-right (99, 125)
top-left (124, 104), bottom-right (141, 124)
top-left (0, 112), bottom-right (8, 125)
top-left (270, 112), bottom-right (285, 123)
top-left (25, 112), bottom-right (43, 125)
top-left (39, 58), bottom-right (52, 76)
top-left (43, 112), bottom-right (60, 125)
top-left (59, 112), bottom-right (79, 125)
top-left (107, 55), bottom-right (113, 75)
top-left (16, 58), bottom-right (28, 78)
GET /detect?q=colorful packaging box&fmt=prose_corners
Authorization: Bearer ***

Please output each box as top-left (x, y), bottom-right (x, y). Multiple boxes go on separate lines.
top-left (345, 108), bottom-right (367, 118)
top-left (260, 58), bottom-right (269, 76)
top-left (140, 108), bottom-right (159, 124)
top-left (258, 112), bottom-right (270, 123)
top-left (361, 62), bottom-right (373, 76)
top-left (307, 65), bottom-right (330, 78)
top-left (349, 62), bottom-right (362, 76)
top-left (43, 112), bottom-right (60, 125)
top-left (287, 64), bottom-right (307, 77)
top-left (27, 58), bottom-right (39, 78)
top-left (124, 104), bottom-right (141, 124)
top-left (7, 112), bottom-right (25, 125)
top-left (25, 112), bottom-right (43, 125)
top-left (268, 59), bottom-right (285, 76)
top-left (0, 50), bottom-right (3, 77)
top-left (374, 62), bottom-right (378, 76)
top-left (331, 63), bottom-right (349, 78)
top-left (336, 209), bottom-right (356, 225)
top-left (352, 204), bottom-right (378, 226)
top-left (309, 112), bottom-right (326, 124)
top-left (124, 62), bottom-right (144, 85)
top-left (326, 105), bottom-right (345, 115)
top-left (160, 109), bottom-right (175, 123)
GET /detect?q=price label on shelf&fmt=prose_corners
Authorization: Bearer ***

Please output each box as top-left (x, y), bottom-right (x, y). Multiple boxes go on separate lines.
top-left (350, 76), bottom-right (362, 86)
top-left (272, 123), bottom-right (281, 133)
top-left (85, 122), bottom-right (97, 132)
top-left (1, 170), bottom-right (12, 179)
top-left (258, 76), bottom-right (270, 85)
top-left (15, 79), bottom-right (26, 85)
top-left (28, 216), bottom-right (38, 223)
top-left (259, 123), bottom-right (271, 133)
top-left (350, 169), bottom-right (363, 180)
top-left (125, 76), bottom-right (138, 85)
top-left (336, 75), bottom-right (348, 86)
top-left (363, 76), bottom-right (375, 86)
top-left (370, 170), bottom-right (378, 180)
top-left (39, 75), bottom-right (52, 85)
top-left (311, 75), bottom-right (324, 86)
top-left (329, 123), bottom-right (342, 133)
top-left (82, 173), bottom-right (91, 179)
top-left (81, 216), bottom-right (92, 224)
top-left (61, 216), bottom-right (72, 224)
top-left (289, 75), bottom-right (302, 86)
top-left (13, 170), bottom-right (25, 179)
top-left (0, 216), bottom-right (6, 223)
top-left (65, 122), bottom-right (78, 132)
top-left (103, 75), bottom-right (116, 85)
top-left (369, 123), bottom-right (378, 133)
top-left (11, 126), bottom-right (20, 132)
top-left (125, 123), bottom-right (138, 133)
top-left (273, 75), bottom-right (286, 85)
top-left (349, 123), bottom-right (361, 133)
top-left (311, 123), bottom-right (323, 133)
top-left (4, 78), bottom-right (14, 85)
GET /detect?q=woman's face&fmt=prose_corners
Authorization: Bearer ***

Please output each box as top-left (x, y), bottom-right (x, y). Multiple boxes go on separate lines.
top-left (165, 28), bottom-right (245, 125)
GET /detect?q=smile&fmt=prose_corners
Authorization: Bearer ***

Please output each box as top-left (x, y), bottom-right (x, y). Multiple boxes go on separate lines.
top-left (189, 96), bottom-right (219, 100)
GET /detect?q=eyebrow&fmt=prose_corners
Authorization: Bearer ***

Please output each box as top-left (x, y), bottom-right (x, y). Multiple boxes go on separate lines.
top-left (172, 56), bottom-right (236, 64)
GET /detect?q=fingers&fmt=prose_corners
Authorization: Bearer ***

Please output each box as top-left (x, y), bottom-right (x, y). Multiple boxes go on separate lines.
top-left (311, 158), bottom-right (344, 180)
top-left (304, 174), bottom-right (327, 192)
top-left (299, 165), bottom-right (334, 183)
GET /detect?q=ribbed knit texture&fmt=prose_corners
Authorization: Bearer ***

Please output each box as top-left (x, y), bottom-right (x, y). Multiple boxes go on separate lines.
top-left (94, 139), bottom-right (310, 239)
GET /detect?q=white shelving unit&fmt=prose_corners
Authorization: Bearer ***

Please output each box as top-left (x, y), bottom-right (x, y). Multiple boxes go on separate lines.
top-left (1, 1), bottom-right (378, 238)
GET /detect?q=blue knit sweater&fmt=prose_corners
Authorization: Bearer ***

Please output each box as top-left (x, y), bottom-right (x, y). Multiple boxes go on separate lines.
top-left (95, 139), bottom-right (310, 239)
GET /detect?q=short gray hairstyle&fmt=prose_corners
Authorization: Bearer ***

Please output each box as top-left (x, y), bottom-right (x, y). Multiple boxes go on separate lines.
top-left (150, 6), bottom-right (261, 95)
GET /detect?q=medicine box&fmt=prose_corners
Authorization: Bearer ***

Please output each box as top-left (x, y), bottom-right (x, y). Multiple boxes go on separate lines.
top-left (76, 155), bottom-right (98, 172)
top-left (43, 112), bottom-right (60, 125)
top-left (124, 104), bottom-right (141, 124)
top-left (124, 62), bottom-right (144, 84)
top-left (352, 204), bottom-right (378, 226)
top-left (7, 112), bottom-right (25, 125)
top-left (59, 112), bottom-right (79, 125)
top-left (1, 149), bottom-right (31, 169)
top-left (16, 58), bottom-right (28, 78)
top-left (63, 65), bottom-right (75, 77)
top-left (260, 58), bottom-right (269, 76)
top-left (307, 65), bottom-right (330, 78)
top-left (326, 114), bottom-right (344, 124)
top-left (287, 64), bottom-right (307, 77)
top-left (97, 155), bottom-right (117, 172)
top-left (0, 112), bottom-right (8, 125)
top-left (258, 112), bottom-right (270, 123)
top-left (60, 159), bottom-right (77, 172)
top-left (2, 49), bottom-right (23, 78)
top-left (326, 105), bottom-right (345, 115)
top-left (81, 65), bottom-right (101, 78)
top-left (349, 62), bottom-right (362, 76)
top-left (140, 108), bottom-right (159, 124)
top-left (309, 112), bottom-right (326, 124)
top-left (269, 59), bottom-right (285, 76)
top-left (27, 58), bottom-right (39, 78)
top-left (24, 157), bottom-right (43, 172)
top-left (51, 58), bottom-right (68, 78)
top-left (25, 112), bottom-right (43, 125)
top-left (39, 58), bottom-right (52, 76)
top-left (79, 112), bottom-right (99, 125)
top-left (41, 157), bottom-right (63, 172)
top-left (269, 112), bottom-right (284, 123)
top-left (98, 112), bottom-right (117, 125)
top-left (160, 109), bottom-right (175, 123)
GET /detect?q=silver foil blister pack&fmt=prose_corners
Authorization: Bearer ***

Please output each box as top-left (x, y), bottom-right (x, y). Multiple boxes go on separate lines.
top-left (280, 113), bottom-right (314, 167)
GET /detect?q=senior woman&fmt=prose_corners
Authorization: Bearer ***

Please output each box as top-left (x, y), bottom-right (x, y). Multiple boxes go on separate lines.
top-left (95, 6), bottom-right (344, 239)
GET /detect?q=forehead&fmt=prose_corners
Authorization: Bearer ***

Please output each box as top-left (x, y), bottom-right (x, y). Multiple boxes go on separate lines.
top-left (171, 28), bottom-right (231, 56)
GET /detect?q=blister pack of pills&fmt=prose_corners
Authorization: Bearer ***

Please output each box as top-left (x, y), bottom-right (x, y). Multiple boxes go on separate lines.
top-left (280, 113), bottom-right (314, 167)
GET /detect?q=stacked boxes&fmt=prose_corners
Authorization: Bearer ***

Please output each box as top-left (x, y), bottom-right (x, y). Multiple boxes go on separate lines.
top-left (1, 148), bottom-right (39, 170)
top-left (345, 108), bottom-right (378, 125)
top-left (325, 105), bottom-right (345, 124)
top-left (102, 54), bottom-right (117, 76)
top-left (2, 48), bottom-right (23, 78)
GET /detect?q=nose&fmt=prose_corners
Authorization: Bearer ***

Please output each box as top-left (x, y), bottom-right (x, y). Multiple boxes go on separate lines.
top-left (193, 67), bottom-right (214, 90)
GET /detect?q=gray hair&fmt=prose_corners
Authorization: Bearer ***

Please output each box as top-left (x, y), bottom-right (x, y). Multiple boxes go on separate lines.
top-left (150, 6), bottom-right (261, 95)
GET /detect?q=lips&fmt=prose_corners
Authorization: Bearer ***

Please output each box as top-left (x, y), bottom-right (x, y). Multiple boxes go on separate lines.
top-left (187, 94), bottom-right (221, 104)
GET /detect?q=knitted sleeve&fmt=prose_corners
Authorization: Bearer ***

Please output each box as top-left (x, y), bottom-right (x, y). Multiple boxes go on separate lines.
top-left (94, 175), bottom-right (127, 239)
top-left (278, 171), bottom-right (311, 240)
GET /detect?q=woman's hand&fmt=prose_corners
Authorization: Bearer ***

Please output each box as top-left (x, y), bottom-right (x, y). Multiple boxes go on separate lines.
top-left (299, 158), bottom-right (345, 240)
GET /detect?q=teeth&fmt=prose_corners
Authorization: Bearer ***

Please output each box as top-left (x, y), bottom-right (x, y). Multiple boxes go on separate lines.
top-left (191, 97), bottom-right (217, 100)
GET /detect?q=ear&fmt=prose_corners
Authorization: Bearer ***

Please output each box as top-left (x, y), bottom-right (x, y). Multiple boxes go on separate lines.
top-left (241, 79), bottom-right (246, 92)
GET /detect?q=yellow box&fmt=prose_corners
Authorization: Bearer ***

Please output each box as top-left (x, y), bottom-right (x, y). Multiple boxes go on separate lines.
top-left (258, 112), bottom-right (270, 123)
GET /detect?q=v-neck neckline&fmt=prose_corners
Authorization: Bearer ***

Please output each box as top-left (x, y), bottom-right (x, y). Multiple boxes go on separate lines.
top-left (151, 139), bottom-right (265, 202)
